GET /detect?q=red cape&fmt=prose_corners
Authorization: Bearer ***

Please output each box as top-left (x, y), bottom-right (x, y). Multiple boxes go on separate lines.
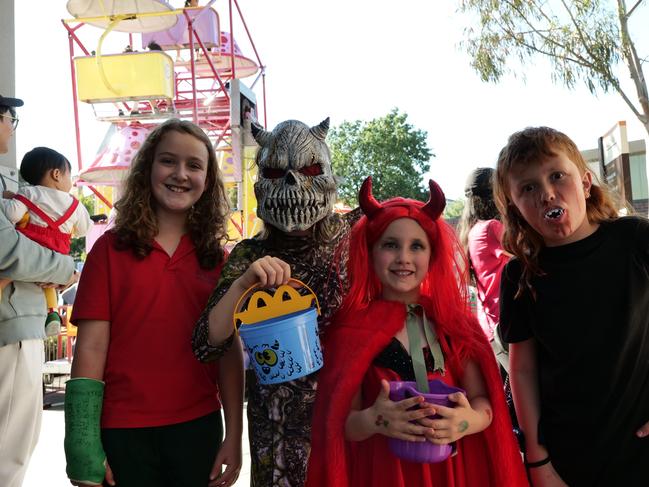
top-left (306, 299), bottom-right (528, 487)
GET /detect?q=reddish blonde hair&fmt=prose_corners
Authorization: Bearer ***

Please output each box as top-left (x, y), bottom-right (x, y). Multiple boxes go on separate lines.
top-left (494, 126), bottom-right (618, 295)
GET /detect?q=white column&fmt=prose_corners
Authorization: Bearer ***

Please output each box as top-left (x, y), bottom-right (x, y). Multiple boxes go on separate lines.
top-left (0, 0), bottom-right (16, 169)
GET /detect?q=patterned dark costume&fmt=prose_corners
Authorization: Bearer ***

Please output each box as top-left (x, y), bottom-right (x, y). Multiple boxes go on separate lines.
top-left (192, 118), bottom-right (358, 486)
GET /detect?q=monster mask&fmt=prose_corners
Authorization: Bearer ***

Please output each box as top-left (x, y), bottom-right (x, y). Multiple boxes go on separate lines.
top-left (252, 118), bottom-right (337, 233)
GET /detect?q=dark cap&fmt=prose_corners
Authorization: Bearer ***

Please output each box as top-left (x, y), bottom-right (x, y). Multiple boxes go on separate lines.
top-left (0, 95), bottom-right (24, 108)
top-left (464, 167), bottom-right (494, 198)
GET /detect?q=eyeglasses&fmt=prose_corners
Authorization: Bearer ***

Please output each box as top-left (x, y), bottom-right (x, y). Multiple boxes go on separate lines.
top-left (1, 113), bottom-right (19, 130)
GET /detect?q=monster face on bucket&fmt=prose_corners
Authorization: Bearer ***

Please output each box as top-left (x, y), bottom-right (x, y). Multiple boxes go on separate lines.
top-left (251, 338), bottom-right (302, 379)
top-left (251, 118), bottom-right (337, 233)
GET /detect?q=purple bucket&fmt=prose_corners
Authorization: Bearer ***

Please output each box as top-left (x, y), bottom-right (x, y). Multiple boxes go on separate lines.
top-left (388, 379), bottom-right (465, 463)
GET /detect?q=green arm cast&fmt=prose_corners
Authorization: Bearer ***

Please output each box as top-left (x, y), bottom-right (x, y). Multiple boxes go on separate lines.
top-left (64, 378), bottom-right (107, 485)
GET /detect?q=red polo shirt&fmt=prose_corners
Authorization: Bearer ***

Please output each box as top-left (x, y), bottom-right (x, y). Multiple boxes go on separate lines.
top-left (72, 231), bottom-right (224, 428)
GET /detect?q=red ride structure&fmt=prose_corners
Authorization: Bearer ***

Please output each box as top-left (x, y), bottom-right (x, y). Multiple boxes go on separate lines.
top-left (62, 0), bottom-right (266, 244)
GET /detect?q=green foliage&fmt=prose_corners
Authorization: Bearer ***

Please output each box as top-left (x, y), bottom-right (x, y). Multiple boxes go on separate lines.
top-left (70, 194), bottom-right (95, 262)
top-left (443, 198), bottom-right (465, 220)
top-left (226, 185), bottom-right (239, 210)
top-left (328, 109), bottom-right (433, 206)
top-left (459, 0), bottom-right (649, 133)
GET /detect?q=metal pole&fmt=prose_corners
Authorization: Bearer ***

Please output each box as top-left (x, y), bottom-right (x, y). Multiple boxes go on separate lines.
top-left (62, 20), bottom-right (84, 173)
top-left (184, 11), bottom-right (199, 124)
top-left (228, 0), bottom-right (236, 79)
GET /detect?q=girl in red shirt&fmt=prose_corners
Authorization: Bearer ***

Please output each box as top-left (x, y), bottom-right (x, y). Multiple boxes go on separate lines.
top-left (64, 119), bottom-right (243, 487)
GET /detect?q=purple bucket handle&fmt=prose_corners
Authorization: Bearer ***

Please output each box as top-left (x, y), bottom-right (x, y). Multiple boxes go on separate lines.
top-left (389, 379), bottom-right (465, 405)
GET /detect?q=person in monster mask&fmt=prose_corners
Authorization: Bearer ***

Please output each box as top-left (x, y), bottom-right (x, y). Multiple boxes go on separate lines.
top-left (192, 118), bottom-right (358, 487)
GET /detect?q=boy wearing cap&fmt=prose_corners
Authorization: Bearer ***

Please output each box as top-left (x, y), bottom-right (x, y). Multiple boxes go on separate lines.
top-left (0, 94), bottom-right (77, 487)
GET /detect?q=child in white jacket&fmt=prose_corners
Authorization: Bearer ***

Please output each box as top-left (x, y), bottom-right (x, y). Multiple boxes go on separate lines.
top-left (0, 147), bottom-right (91, 334)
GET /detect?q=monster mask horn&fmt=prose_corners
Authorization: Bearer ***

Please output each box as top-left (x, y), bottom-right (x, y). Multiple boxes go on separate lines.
top-left (309, 118), bottom-right (330, 141)
top-left (251, 122), bottom-right (272, 147)
top-left (253, 118), bottom-right (337, 233)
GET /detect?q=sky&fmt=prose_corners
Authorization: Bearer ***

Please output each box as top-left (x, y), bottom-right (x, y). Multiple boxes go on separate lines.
top-left (14, 0), bottom-right (649, 199)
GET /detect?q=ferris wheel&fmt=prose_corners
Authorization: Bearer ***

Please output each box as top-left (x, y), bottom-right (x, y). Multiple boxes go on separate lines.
top-left (63, 0), bottom-right (266, 248)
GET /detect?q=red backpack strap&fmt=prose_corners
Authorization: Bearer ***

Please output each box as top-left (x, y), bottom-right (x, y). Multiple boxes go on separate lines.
top-left (13, 194), bottom-right (58, 229)
top-left (55, 196), bottom-right (79, 227)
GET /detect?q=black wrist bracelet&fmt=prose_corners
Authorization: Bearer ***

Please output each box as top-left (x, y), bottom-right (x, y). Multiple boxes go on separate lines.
top-left (525, 455), bottom-right (551, 469)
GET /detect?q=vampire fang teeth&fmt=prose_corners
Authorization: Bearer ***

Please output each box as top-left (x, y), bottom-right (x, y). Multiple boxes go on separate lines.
top-left (544, 208), bottom-right (564, 219)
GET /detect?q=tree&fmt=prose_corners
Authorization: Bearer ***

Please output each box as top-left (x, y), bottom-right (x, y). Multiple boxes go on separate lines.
top-left (459, 0), bottom-right (649, 135)
top-left (443, 198), bottom-right (465, 220)
top-left (328, 109), bottom-right (433, 206)
top-left (70, 194), bottom-right (95, 262)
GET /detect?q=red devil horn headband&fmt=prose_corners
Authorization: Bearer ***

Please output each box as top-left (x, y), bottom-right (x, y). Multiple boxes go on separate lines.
top-left (359, 177), bottom-right (382, 217)
top-left (424, 179), bottom-right (446, 220)
top-left (359, 177), bottom-right (446, 221)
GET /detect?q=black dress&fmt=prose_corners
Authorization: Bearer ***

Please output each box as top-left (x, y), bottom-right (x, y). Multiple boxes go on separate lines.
top-left (499, 216), bottom-right (649, 486)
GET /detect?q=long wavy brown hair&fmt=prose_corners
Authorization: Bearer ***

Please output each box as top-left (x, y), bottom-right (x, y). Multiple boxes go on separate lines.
top-left (113, 119), bottom-right (229, 269)
top-left (457, 168), bottom-right (500, 256)
top-left (494, 126), bottom-right (619, 297)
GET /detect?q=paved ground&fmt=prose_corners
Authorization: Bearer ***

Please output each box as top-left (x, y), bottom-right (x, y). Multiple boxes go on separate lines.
top-left (24, 389), bottom-right (252, 487)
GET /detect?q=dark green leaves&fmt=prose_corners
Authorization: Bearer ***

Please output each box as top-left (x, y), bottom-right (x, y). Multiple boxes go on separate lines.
top-left (328, 109), bottom-right (433, 206)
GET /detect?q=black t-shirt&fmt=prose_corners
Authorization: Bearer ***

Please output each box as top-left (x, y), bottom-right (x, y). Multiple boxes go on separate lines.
top-left (500, 216), bottom-right (649, 486)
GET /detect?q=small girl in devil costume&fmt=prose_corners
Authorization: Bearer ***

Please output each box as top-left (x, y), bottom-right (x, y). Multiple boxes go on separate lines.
top-left (307, 177), bottom-right (527, 487)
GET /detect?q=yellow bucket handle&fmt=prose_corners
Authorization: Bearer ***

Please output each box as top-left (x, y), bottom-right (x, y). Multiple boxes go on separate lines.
top-left (95, 16), bottom-right (126, 96)
top-left (232, 278), bottom-right (321, 330)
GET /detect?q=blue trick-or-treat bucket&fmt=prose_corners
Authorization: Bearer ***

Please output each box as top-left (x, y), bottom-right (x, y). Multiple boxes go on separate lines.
top-left (239, 307), bottom-right (323, 385)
